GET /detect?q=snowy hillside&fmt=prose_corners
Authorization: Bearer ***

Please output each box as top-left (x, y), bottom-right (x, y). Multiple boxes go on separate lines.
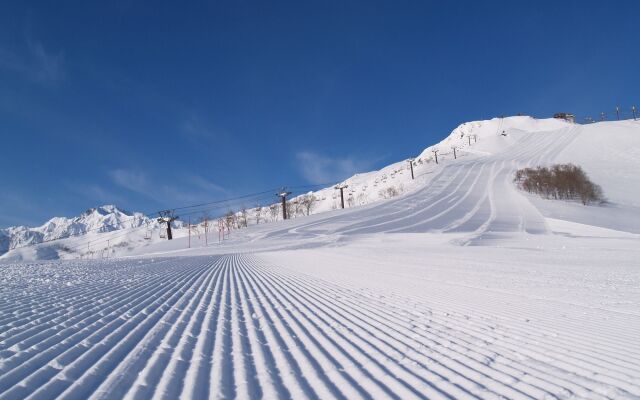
top-left (293, 116), bottom-right (571, 215)
top-left (208, 116), bottom-right (640, 247)
top-left (122, 116), bottom-right (639, 259)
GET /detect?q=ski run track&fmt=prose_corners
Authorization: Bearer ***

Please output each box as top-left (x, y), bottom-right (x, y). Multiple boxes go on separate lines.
top-left (1, 253), bottom-right (639, 400)
top-left (2, 123), bottom-right (640, 399)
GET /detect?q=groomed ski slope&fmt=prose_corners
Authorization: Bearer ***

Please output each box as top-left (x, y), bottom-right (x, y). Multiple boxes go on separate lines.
top-left (1, 251), bottom-right (639, 400)
top-left (149, 118), bottom-right (637, 255)
top-left (1, 117), bottom-right (640, 399)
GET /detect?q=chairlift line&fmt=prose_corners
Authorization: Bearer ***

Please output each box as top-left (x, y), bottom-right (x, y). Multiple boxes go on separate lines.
top-left (9, 185), bottom-right (308, 252)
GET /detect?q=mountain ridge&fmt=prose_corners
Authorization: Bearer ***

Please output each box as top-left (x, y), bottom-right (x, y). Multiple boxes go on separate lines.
top-left (0, 205), bottom-right (152, 256)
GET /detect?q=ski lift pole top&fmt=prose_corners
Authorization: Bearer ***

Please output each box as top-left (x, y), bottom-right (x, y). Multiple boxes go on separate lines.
top-left (276, 188), bottom-right (292, 198)
top-left (276, 188), bottom-right (292, 220)
top-left (334, 183), bottom-right (348, 209)
top-left (157, 209), bottom-right (178, 240)
top-left (406, 159), bottom-right (415, 180)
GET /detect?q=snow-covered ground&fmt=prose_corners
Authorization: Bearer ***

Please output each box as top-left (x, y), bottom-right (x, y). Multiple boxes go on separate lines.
top-left (1, 244), bottom-right (639, 399)
top-left (1, 116), bottom-right (640, 399)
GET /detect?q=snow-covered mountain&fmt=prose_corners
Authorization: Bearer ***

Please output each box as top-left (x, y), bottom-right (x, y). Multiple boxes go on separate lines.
top-left (0, 205), bottom-right (161, 260)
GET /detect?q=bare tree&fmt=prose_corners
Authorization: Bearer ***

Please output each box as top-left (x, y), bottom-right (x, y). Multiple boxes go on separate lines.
top-left (269, 204), bottom-right (279, 221)
top-left (379, 186), bottom-right (400, 199)
top-left (299, 194), bottom-right (317, 216)
top-left (254, 205), bottom-right (263, 225)
top-left (346, 193), bottom-right (355, 207)
top-left (193, 222), bottom-right (203, 238)
top-left (285, 200), bottom-right (297, 219)
top-left (217, 218), bottom-right (225, 235)
top-left (356, 192), bottom-right (367, 205)
top-left (239, 207), bottom-right (248, 228)
top-left (201, 211), bottom-right (210, 237)
top-left (224, 210), bottom-right (236, 231)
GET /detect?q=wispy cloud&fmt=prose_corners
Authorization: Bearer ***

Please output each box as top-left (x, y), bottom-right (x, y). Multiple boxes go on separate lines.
top-left (109, 169), bottom-right (150, 195)
top-left (188, 176), bottom-right (229, 195)
top-left (64, 182), bottom-right (126, 206)
top-left (0, 36), bottom-right (65, 84)
top-left (295, 151), bottom-right (378, 184)
top-left (26, 37), bottom-right (65, 83)
top-left (181, 113), bottom-right (212, 139)
top-left (179, 112), bottom-right (233, 152)
top-left (108, 168), bottom-right (227, 208)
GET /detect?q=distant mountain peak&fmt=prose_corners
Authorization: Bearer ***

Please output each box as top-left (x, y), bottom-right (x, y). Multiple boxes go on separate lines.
top-left (83, 204), bottom-right (131, 217)
top-left (0, 204), bottom-right (151, 256)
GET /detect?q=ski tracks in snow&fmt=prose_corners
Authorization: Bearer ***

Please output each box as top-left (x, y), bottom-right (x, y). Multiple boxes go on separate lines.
top-left (331, 127), bottom-right (581, 242)
top-left (242, 127), bottom-right (582, 245)
top-left (1, 253), bottom-right (639, 399)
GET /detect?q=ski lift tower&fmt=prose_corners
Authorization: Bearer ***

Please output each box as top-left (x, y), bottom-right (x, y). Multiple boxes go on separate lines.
top-left (276, 188), bottom-right (292, 220)
top-left (157, 210), bottom-right (178, 240)
top-left (334, 183), bottom-right (349, 209)
top-left (406, 159), bottom-right (415, 180)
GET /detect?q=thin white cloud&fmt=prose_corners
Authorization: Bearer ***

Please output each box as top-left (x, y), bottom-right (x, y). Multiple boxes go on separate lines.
top-left (109, 168), bottom-right (227, 207)
top-left (109, 169), bottom-right (151, 194)
top-left (0, 37), bottom-right (64, 84)
top-left (27, 38), bottom-right (65, 83)
top-left (182, 113), bottom-right (211, 138)
top-left (180, 112), bottom-right (232, 149)
top-left (64, 182), bottom-right (126, 206)
top-left (295, 151), bottom-right (376, 184)
top-left (187, 175), bottom-right (228, 195)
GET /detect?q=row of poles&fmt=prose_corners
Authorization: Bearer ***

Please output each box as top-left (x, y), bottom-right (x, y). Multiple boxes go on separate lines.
top-left (160, 180), bottom-right (359, 243)
top-left (155, 187), bottom-right (295, 243)
top-left (586, 106), bottom-right (637, 123)
top-left (330, 133), bottom-right (479, 210)
top-left (161, 212), bottom-right (227, 247)
top-left (184, 216), bottom-right (231, 248)
top-left (81, 239), bottom-right (112, 259)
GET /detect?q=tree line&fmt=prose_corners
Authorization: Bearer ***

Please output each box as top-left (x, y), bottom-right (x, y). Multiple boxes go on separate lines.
top-left (514, 164), bottom-right (604, 205)
top-left (220, 193), bottom-right (319, 232)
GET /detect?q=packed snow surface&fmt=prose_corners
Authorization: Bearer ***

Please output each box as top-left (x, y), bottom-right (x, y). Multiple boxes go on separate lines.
top-left (1, 246), bottom-right (639, 399)
top-left (1, 117), bottom-right (640, 399)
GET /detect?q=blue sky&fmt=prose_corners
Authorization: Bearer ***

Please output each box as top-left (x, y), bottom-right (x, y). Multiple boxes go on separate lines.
top-left (1, 1), bottom-right (639, 227)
